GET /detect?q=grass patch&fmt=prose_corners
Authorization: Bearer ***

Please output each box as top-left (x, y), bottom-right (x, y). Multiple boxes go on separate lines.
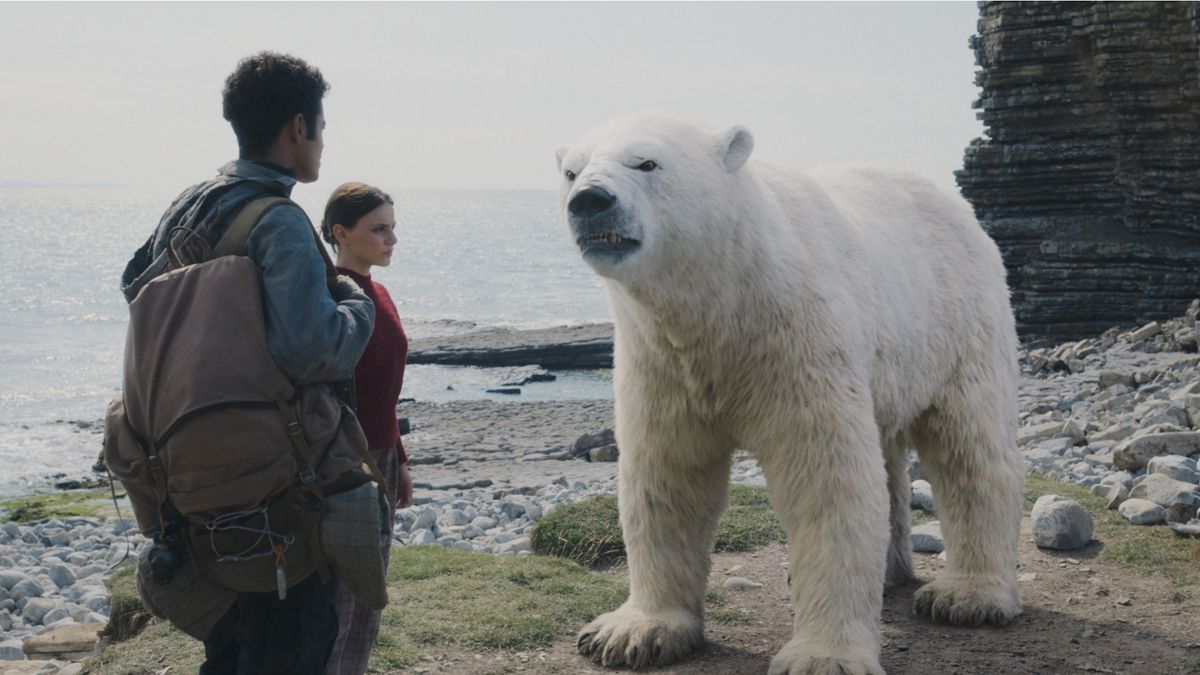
top-left (530, 495), bottom-right (624, 567)
top-left (911, 509), bottom-right (937, 526)
top-left (88, 546), bottom-right (627, 673)
top-left (0, 490), bottom-right (115, 522)
top-left (704, 589), bottom-right (751, 624)
top-left (714, 485), bottom-right (788, 552)
top-left (708, 608), bottom-right (752, 625)
top-left (103, 566), bottom-right (153, 643)
top-left (531, 485), bottom-right (785, 566)
top-left (1027, 472), bottom-right (1200, 588)
top-left (86, 619), bottom-right (205, 674)
top-left (382, 546), bottom-right (626, 652)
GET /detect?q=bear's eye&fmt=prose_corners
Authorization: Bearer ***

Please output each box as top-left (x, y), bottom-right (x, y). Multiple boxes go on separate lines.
top-left (564, 170), bottom-right (577, 181)
top-left (637, 160), bottom-right (658, 172)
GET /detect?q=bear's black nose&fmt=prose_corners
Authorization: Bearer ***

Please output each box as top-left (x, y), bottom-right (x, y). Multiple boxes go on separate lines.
top-left (569, 186), bottom-right (616, 217)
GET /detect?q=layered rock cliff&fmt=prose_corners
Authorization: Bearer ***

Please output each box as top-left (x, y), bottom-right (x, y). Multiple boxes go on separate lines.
top-left (958, 1), bottom-right (1200, 343)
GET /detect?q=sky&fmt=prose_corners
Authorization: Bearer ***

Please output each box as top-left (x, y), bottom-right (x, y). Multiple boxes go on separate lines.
top-left (0, 2), bottom-right (983, 194)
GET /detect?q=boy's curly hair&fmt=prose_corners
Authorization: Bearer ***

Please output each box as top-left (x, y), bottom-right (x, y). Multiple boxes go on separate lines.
top-left (222, 52), bottom-right (329, 156)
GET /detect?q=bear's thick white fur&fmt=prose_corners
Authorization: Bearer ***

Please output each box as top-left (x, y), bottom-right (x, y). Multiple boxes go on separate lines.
top-left (556, 112), bottom-right (1023, 675)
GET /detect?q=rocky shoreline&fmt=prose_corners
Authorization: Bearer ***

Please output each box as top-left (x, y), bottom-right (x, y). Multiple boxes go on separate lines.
top-left (4, 305), bottom-right (1200, 668)
top-left (407, 323), bottom-right (613, 369)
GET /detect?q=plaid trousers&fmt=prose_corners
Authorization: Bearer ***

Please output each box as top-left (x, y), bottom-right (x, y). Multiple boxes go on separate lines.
top-left (324, 446), bottom-right (401, 675)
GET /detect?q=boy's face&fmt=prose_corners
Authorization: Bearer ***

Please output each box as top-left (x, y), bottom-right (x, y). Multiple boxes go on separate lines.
top-left (295, 110), bottom-right (325, 184)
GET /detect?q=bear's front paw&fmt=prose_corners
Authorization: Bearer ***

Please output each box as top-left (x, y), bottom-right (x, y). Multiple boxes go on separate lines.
top-left (576, 605), bottom-right (702, 669)
top-left (913, 575), bottom-right (1021, 626)
top-left (768, 639), bottom-right (884, 675)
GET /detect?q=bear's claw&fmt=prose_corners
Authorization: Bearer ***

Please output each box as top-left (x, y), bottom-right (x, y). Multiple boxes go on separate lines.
top-left (575, 605), bottom-right (702, 669)
top-left (912, 576), bottom-right (1020, 627)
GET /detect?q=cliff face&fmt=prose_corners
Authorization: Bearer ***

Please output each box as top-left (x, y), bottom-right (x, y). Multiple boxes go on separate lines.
top-left (958, 1), bottom-right (1200, 343)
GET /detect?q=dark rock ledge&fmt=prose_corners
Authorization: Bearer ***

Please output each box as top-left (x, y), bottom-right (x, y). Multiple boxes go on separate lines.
top-left (406, 323), bottom-right (614, 369)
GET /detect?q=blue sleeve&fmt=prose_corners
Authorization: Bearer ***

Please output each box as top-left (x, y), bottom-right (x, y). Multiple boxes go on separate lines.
top-left (245, 204), bottom-right (375, 385)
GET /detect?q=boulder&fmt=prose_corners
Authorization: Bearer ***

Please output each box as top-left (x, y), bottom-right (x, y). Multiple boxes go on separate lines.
top-left (910, 480), bottom-right (935, 513)
top-left (1146, 455), bottom-right (1199, 484)
top-left (1129, 473), bottom-right (1200, 523)
top-left (587, 444), bottom-right (620, 463)
top-left (573, 429), bottom-right (616, 458)
top-left (1030, 495), bottom-right (1094, 550)
top-left (20, 598), bottom-right (55, 626)
top-left (1105, 482), bottom-right (1129, 510)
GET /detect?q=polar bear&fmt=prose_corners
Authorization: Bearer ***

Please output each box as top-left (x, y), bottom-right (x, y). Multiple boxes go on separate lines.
top-left (555, 112), bottom-right (1024, 675)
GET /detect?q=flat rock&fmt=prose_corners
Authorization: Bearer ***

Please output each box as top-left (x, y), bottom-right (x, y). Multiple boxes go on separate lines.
top-left (22, 623), bottom-right (103, 658)
top-left (1031, 495), bottom-right (1093, 550)
top-left (1113, 432), bottom-right (1200, 470)
top-left (722, 576), bottom-right (763, 590)
top-left (911, 522), bottom-right (945, 553)
top-left (1018, 420), bottom-right (1071, 446)
top-left (1168, 520), bottom-right (1200, 537)
top-left (1098, 371), bottom-right (1136, 388)
top-left (1118, 498), bottom-right (1166, 525)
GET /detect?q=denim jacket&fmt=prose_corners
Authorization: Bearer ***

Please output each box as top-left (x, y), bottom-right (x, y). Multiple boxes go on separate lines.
top-left (121, 160), bottom-right (374, 385)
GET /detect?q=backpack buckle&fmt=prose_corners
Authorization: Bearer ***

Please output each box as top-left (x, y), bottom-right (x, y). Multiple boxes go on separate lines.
top-left (286, 420), bottom-right (304, 438)
top-left (297, 468), bottom-right (318, 485)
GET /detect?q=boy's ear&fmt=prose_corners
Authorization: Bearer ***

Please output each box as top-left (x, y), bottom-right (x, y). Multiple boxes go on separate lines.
top-left (288, 113), bottom-right (307, 144)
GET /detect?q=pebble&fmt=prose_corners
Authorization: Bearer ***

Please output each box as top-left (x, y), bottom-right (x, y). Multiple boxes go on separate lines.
top-left (0, 638), bottom-right (23, 660)
top-left (0, 516), bottom-right (144, 644)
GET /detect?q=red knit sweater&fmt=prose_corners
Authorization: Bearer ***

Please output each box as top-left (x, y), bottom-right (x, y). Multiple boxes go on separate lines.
top-left (338, 268), bottom-right (408, 467)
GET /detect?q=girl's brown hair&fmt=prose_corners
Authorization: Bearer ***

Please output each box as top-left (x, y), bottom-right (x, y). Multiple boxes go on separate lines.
top-left (321, 182), bottom-right (394, 251)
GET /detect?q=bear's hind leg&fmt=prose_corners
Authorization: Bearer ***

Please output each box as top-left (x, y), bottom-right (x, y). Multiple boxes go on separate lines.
top-left (577, 415), bottom-right (732, 668)
top-left (910, 364), bottom-right (1023, 627)
top-left (760, 408), bottom-right (887, 675)
top-left (884, 440), bottom-right (916, 587)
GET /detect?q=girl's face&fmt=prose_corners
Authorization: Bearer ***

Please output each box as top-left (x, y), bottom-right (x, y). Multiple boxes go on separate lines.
top-left (335, 202), bottom-right (397, 271)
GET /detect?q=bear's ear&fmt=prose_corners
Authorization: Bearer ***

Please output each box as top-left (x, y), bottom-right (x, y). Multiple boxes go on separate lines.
top-left (717, 126), bottom-right (754, 173)
top-left (555, 146), bottom-right (569, 172)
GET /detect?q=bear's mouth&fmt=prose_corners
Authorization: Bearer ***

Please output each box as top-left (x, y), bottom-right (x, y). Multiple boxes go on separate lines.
top-left (576, 232), bottom-right (641, 257)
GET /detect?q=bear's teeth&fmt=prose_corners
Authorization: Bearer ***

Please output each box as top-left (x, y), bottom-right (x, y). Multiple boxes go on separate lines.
top-left (607, 234), bottom-right (621, 245)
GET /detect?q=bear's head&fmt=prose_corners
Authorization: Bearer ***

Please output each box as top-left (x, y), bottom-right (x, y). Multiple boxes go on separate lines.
top-left (556, 112), bottom-right (754, 285)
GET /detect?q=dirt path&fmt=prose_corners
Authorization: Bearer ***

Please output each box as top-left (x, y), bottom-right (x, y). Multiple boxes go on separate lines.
top-left (389, 515), bottom-right (1200, 675)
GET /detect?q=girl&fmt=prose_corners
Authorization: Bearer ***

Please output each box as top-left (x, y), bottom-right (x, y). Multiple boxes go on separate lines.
top-left (320, 182), bottom-right (411, 675)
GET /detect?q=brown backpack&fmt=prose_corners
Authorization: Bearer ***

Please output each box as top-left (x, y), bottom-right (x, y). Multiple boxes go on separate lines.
top-left (104, 196), bottom-right (386, 599)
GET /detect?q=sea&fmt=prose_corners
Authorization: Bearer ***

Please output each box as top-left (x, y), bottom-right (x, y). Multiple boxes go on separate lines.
top-left (0, 186), bottom-right (614, 496)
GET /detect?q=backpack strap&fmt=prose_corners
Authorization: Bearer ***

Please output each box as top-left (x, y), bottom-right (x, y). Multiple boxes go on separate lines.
top-left (212, 195), bottom-right (339, 290)
top-left (213, 196), bottom-right (290, 258)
